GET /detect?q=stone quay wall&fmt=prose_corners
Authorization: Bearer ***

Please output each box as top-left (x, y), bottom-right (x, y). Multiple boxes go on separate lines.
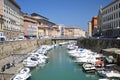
top-left (77, 38), bottom-right (120, 52)
top-left (0, 39), bottom-right (52, 80)
top-left (0, 39), bottom-right (51, 60)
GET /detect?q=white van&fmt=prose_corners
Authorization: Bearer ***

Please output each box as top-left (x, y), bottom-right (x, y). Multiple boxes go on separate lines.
top-left (0, 36), bottom-right (6, 41)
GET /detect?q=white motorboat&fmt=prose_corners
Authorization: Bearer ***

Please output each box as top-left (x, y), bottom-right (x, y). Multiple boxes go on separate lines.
top-left (36, 46), bottom-right (48, 55)
top-left (82, 63), bottom-right (96, 72)
top-left (23, 61), bottom-right (38, 68)
top-left (37, 48), bottom-right (48, 55)
top-left (69, 48), bottom-right (89, 58)
top-left (31, 53), bottom-right (48, 60)
top-left (23, 54), bottom-right (48, 68)
top-left (13, 68), bottom-right (31, 80)
top-left (67, 44), bottom-right (78, 50)
top-left (98, 70), bottom-right (120, 78)
top-left (106, 70), bottom-right (120, 78)
top-left (68, 48), bottom-right (84, 54)
top-left (97, 70), bottom-right (109, 77)
top-left (74, 57), bottom-right (88, 65)
top-left (69, 52), bottom-right (81, 58)
top-left (23, 56), bottom-right (39, 68)
top-left (74, 53), bottom-right (105, 65)
top-left (23, 60), bottom-right (38, 68)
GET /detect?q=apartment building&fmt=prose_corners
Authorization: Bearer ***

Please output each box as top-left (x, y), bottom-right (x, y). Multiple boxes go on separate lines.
top-left (91, 16), bottom-right (98, 36)
top-left (23, 14), bottom-right (37, 39)
top-left (23, 13), bottom-right (57, 39)
top-left (64, 26), bottom-right (86, 37)
top-left (0, 0), bottom-right (23, 40)
top-left (58, 24), bottom-right (65, 36)
top-left (98, 0), bottom-right (120, 38)
top-left (31, 13), bottom-right (56, 38)
top-left (51, 25), bottom-right (60, 37)
top-left (91, 16), bottom-right (98, 29)
top-left (88, 16), bottom-right (98, 37)
top-left (88, 21), bottom-right (92, 37)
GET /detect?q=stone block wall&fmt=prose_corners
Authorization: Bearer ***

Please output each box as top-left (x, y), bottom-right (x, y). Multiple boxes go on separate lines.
top-left (0, 39), bottom-right (51, 60)
top-left (77, 38), bottom-right (120, 52)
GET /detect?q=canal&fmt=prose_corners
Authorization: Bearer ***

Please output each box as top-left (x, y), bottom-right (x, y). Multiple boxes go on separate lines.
top-left (29, 46), bottom-right (100, 80)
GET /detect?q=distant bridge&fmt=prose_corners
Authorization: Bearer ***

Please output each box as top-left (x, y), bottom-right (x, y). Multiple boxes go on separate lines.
top-left (51, 37), bottom-right (79, 44)
top-left (51, 37), bottom-right (78, 40)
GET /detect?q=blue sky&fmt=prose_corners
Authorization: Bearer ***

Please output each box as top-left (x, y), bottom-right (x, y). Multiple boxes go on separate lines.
top-left (15, 0), bottom-right (114, 31)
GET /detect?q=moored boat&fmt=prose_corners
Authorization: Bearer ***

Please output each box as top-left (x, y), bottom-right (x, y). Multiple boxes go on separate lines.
top-left (106, 70), bottom-right (120, 78)
top-left (82, 63), bottom-right (96, 72)
top-left (97, 70), bottom-right (109, 77)
top-left (97, 69), bottom-right (120, 79)
top-left (12, 68), bottom-right (31, 80)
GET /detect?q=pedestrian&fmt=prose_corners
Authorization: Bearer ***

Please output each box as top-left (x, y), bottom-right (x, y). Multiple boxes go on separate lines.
top-left (1, 65), bottom-right (5, 72)
top-left (12, 60), bottom-right (15, 67)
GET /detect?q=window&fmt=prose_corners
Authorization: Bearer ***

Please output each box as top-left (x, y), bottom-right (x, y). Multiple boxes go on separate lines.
top-left (119, 31), bottom-right (120, 35)
top-left (119, 12), bottom-right (120, 17)
top-left (119, 3), bottom-right (120, 8)
top-left (119, 20), bottom-right (120, 27)
top-left (116, 4), bottom-right (118, 9)
top-left (112, 7), bottom-right (113, 11)
top-left (114, 5), bottom-right (116, 10)
top-left (116, 12), bottom-right (118, 18)
top-left (116, 21), bottom-right (118, 27)
top-left (114, 13), bottom-right (116, 19)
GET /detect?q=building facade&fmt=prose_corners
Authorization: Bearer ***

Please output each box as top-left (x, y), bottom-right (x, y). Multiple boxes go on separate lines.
top-left (24, 13), bottom-right (56, 39)
top-left (98, 0), bottom-right (120, 38)
top-left (51, 25), bottom-right (60, 37)
top-left (97, 6), bottom-right (103, 37)
top-left (88, 21), bottom-right (92, 37)
top-left (91, 16), bottom-right (98, 36)
top-left (64, 26), bottom-right (86, 38)
top-left (88, 16), bottom-right (98, 37)
top-left (32, 14), bottom-right (56, 38)
top-left (0, 0), bottom-right (23, 40)
top-left (23, 14), bottom-right (37, 39)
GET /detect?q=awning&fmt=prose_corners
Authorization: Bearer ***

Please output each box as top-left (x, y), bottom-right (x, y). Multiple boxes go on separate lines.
top-left (102, 48), bottom-right (120, 55)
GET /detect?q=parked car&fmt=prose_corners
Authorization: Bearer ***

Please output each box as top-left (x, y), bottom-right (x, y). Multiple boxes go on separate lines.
top-left (18, 36), bottom-right (26, 40)
top-left (0, 36), bottom-right (6, 41)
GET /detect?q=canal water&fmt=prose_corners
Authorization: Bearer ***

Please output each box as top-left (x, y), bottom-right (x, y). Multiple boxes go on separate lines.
top-left (29, 46), bottom-right (100, 80)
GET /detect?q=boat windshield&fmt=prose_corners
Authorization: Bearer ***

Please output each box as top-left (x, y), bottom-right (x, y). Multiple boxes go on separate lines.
top-left (31, 57), bottom-right (37, 61)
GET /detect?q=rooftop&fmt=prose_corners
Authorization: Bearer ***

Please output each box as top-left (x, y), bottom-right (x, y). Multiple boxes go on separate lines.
top-left (31, 13), bottom-right (49, 20)
top-left (9, 0), bottom-right (21, 9)
top-left (102, 0), bottom-right (118, 10)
